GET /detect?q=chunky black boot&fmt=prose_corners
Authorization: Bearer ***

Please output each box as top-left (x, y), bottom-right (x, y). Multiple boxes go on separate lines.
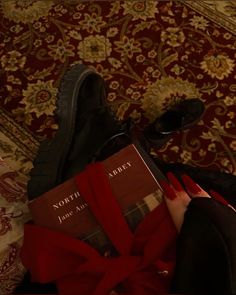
top-left (28, 64), bottom-right (130, 200)
top-left (18, 64), bottom-right (133, 294)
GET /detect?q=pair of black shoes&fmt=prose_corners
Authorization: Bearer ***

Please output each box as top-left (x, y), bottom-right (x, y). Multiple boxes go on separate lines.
top-left (28, 64), bottom-right (205, 200)
top-left (23, 65), bottom-right (236, 294)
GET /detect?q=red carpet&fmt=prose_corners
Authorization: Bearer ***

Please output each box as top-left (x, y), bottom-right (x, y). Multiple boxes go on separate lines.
top-left (0, 1), bottom-right (236, 293)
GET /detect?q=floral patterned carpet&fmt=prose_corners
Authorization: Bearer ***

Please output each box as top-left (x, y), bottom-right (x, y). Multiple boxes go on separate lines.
top-left (0, 0), bottom-right (236, 293)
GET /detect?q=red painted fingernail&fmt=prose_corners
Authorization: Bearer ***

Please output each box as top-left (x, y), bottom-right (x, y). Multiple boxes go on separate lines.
top-left (210, 190), bottom-right (229, 206)
top-left (181, 174), bottom-right (202, 194)
top-left (167, 172), bottom-right (183, 192)
top-left (159, 180), bottom-right (177, 200)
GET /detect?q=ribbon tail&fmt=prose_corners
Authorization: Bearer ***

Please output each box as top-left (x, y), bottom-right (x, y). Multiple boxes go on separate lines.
top-left (21, 224), bottom-right (101, 283)
top-left (75, 163), bottom-right (133, 255)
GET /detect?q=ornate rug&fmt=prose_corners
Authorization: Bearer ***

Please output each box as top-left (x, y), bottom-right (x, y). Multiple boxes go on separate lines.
top-left (0, 0), bottom-right (236, 293)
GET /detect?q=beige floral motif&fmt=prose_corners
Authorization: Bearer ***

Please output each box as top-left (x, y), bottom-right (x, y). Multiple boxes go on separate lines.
top-left (68, 30), bottom-right (82, 40)
top-left (107, 27), bottom-right (118, 38)
top-left (170, 146), bottom-right (179, 153)
top-left (221, 158), bottom-right (230, 167)
top-left (126, 87), bottom-right (133, 95)
top-left (230, 141), bottom-right (236, 151)
top-left (200, 131), bottom-right (218, 142)
top-left (80, 13), bottom-right (106, 33)
top-left (21, 80), bottom-right (57, 118)
top-left (146, 66), bottom-right (154, 73)
top-left (161, 27), bottom-right (185, 47)
top-left (208, 143), bottom-right (216, 152)
top-left (45, 35), bottom-right (55, 43)
top-left (109, 81), bottom-right (120, 90)
top-left (152, 69), bottom-right (161, 78)
top-left (136, 54), bottom-right (145, 62)
top-left (1, 50), bottom-right (26, 72)
top-left (10, 24), bottom-right (23, 33)
top-left (107, 92), bottom-right (117, 102)
top-left (199, 149), bottom-right (206, 157)
top-left (122, 0), bottom-right (158, 21)
top-left (48, 39), bottom-right (75, 63)
top-left (33, 21), bottom-right (42, 29)
top-left (171, 64), bottom-right (185, 75)
top-left (76, 3), bottom-right (85, 11)
top-left (131, 92), bottom-right (141, 100)
top-left (228, 112), bottom-right (235, 119)
top-left (211, 118), bottom-right (225, 132)
top-left (200, 52), bottom-right (235, 80)
top-left (223, 95), bottom-right (236, 106)
top-left (225, 120), bottom-right (233, 129)
top-left (116, 102), bottom-right (130, 120)
top-left (34, 39), bottom-right (42, 48)
top-left (180, 150), bottom-right (192, 164)
top-left (38, 117), bottom-right (58, 133)
top-left (115, 36), bottom-right (141, 58)
top-left (141, 76), bottom-right (200, 122)
top-left (223, 32), bottom-right (232, 40)
top-left (148, 50), bottom-right (157, 59)
top-left (215, 92), bottom-right (223, 99)
top-left (189, 15), bottom-right (209, 30)
top-left (108, 57), bottom-right (122, 69)
top-left (73, 12), bottom-right (81, 20)
top-left (0, 0), bottom-right (53, 23)
top-left (7, 75), bottom-right (21, 85)
top-left (78, 35), bottom-right (112, 63)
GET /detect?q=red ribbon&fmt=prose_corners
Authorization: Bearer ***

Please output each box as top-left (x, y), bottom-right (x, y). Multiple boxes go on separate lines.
top-left (21, 163), bottom-right (177, 295)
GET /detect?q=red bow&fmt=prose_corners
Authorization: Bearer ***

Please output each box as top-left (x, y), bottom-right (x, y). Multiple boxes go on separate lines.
top-left (21, 163), bottom-right (177, 295)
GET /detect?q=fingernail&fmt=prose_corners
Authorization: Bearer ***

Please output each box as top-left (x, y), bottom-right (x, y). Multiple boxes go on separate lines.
top-left (210, 190), bottom-right (229, 206)
top-left (181, 174), bottom-right (202, 194)
top-left (167, 172), bottom-right (183, 192)
top-left (159, 180), bottom-right (177, 200)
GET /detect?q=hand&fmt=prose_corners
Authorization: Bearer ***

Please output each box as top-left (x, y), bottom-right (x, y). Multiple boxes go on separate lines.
top-left (159, 172), bottom-right (236, 231)
top-left (159, 172), bottom-right (236, 293)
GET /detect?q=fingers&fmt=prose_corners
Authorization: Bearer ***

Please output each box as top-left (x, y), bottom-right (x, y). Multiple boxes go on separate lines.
top-left (160, 173), bottom-right (191, 232)
top-left (160, 172), bottom-right (236, 233)
top-left (166, 172), bottom-right (183, 192)
top-left (160, 173), bottom-right (211, 231)
top-left (210, 189), bottom-right (229, 206)
top-left (210, 189), bottom-right (236, 213)
top-left (181, 174), bottom-right (210, 198)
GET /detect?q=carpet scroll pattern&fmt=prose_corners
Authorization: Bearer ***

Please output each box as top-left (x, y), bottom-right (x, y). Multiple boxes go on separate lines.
top-left (0, 0), bottom-right (236, 293)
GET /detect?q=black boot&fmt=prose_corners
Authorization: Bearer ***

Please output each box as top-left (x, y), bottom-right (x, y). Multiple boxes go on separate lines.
top-left (144, 99), bottom-right (205, 148)
top-left (18, 65), bottom-right (133, 294)
top-left (28, 64), bottom-right (131, 200)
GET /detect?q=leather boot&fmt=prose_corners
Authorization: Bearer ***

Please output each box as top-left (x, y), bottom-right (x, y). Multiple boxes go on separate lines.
top-left (28, 64), bottom-right (131, 200)
top-left (144, 99), bottom-right (205, 148)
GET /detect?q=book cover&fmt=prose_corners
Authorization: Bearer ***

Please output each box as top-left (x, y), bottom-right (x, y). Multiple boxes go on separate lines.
top-left (29, 143), bottom-right (165, 253)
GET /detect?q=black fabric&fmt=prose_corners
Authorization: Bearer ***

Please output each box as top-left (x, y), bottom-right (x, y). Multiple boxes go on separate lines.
top-left (14, 272), bottom-right (58, 294)
top-left (171, 198), bottom-right (236, 294)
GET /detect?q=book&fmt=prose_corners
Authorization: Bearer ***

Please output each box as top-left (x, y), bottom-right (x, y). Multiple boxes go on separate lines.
top-left (29, 143), bottom-right (166, 254)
